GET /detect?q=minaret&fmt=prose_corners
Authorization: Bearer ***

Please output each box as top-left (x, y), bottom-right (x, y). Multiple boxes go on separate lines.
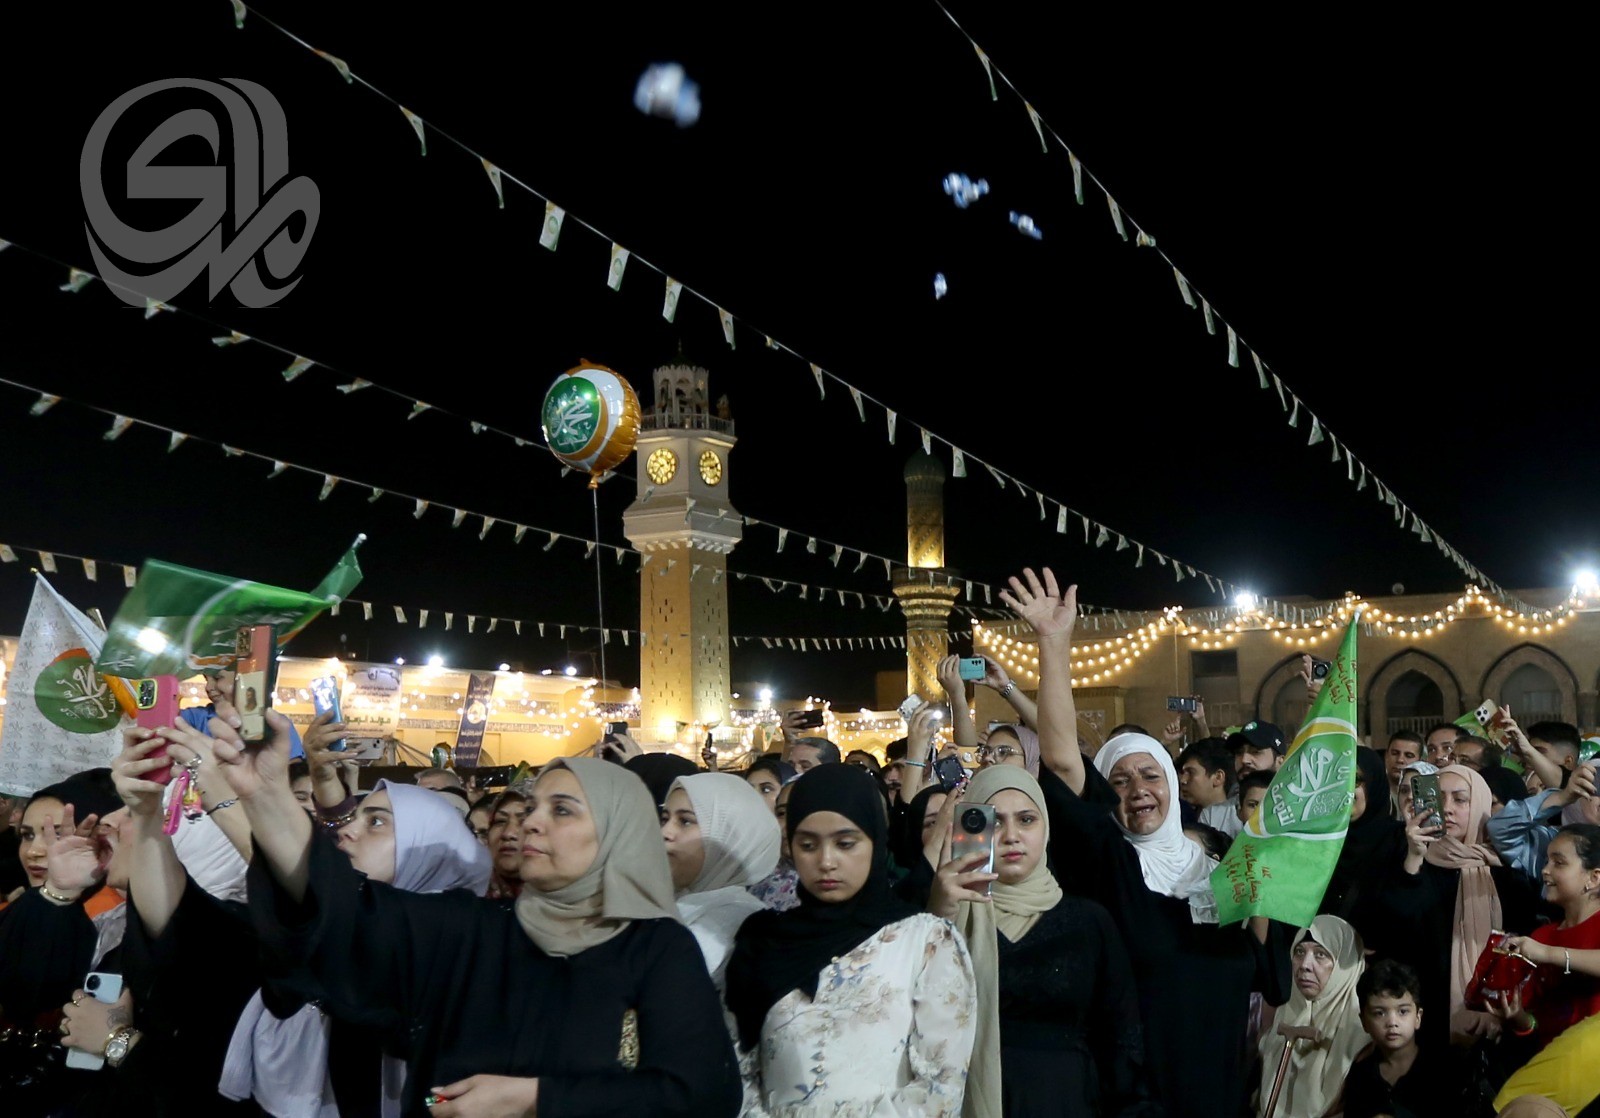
top-left (621, 359), bottom-right (741, 741)
top-left (892, 451), bottom-right (961, 701)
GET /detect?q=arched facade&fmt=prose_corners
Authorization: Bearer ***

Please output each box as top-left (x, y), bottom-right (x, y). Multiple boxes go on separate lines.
top-left (1481, 644), bottom-right (1578, 725)
top-left (1365, 649), bottom-right (1462, 742)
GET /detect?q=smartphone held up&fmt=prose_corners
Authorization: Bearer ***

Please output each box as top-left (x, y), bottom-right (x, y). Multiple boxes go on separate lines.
top-left (233, 624), bottom-right (279, 744)
top-left (950, 804), bottom-right (997, 897)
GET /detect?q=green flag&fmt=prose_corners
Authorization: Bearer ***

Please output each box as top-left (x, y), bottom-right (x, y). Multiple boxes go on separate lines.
top-left (94, 545), bottom-right (363, 679)
top-left (1210, 615), bottom-right (1360, 927)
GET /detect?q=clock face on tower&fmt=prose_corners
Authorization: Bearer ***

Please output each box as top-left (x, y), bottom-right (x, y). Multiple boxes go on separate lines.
top-left (698, 449), bottom-right (723, 485)
top-left (646, 448), bottom-right (678, 485)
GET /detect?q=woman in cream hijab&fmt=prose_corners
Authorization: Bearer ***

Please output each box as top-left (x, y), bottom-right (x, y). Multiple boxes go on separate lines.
top-left (1256, 915), bottom-right (1367, 1118)
top-left (661, 772), bottom-right (781, 989)
top-left (930, 764), bottom-right (1156, 1117)
top-left (216, 707), bottom-right (742, 1118)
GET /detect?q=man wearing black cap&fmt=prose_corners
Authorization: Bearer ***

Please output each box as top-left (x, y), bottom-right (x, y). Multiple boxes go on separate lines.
top-left (1201, 721), bottom-right (1288, 837)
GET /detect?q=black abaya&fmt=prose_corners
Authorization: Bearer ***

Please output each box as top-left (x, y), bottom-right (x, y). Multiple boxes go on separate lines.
top-left (1038, 765), bottom-right (1291, 1118)
top-left (248, 836), bottom-right (741, 1118)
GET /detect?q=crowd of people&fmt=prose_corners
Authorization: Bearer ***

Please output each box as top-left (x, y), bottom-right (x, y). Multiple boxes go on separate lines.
top-left (2, 567), bottom-right (1598, 1117)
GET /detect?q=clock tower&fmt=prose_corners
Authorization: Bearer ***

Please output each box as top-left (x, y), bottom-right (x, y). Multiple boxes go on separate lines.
top-left (621, 359), bottom-right (741, 742)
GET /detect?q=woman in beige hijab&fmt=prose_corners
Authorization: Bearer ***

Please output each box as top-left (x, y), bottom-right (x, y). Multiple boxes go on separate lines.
top-left (929, 763), bottom-right (1157, 1117)
top-left (1370, 764), bottom-right (1547, 1053)
top-left (214, 709), bottom-right (742, 1118)
top-left (1256, 915), bottom-right (1367, 1118)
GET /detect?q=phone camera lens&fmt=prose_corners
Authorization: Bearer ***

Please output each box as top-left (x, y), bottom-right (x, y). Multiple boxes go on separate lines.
top-left (86, 975), bottom-right (100, 991)
top-left (961, 808), bottom-right (987, 834)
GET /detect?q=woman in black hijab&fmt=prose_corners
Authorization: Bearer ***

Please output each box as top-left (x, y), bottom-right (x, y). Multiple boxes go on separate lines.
top-left (1320, 746), bottom-right (1406, 934)
top-left (726, 764), bottom-right (978, 1115)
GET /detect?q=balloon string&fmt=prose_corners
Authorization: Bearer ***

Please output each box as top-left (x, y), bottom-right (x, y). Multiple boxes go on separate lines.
top-left (591, 487), bottom-right (608, 695)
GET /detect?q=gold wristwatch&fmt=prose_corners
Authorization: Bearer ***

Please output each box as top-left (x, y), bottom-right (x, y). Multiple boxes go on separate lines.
top-left (103, 1025), bottom-right (139, 1067)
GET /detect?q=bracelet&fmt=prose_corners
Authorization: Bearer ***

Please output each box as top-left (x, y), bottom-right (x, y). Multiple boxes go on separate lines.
top-left (207, 798), bottom-right (239, 816)
top-left (1565, 948), bottom-right (1572, 975)
top-left (998, 682), bottom-right (1016, 699)
top-left (38, 883), bottom-right (78, 905)
top-left (901, 760), bottom-right (926, 769)
top-left (1512, 1014), bottom-right (1538, 1037)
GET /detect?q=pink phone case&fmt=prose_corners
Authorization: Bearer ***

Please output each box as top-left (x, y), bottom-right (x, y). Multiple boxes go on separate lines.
top-left (133, 676), bottom-right (181, 785)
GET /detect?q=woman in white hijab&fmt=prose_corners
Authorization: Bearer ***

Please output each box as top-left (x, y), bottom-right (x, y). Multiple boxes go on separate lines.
top-left (999, 566), bottom-right (1291, 1118)
top-left (1092, 734), bottom-right (1221, 924)
top-left (220, 778), bottom-right (491, 1117)
top-left (661, 772), bottom-right (781, 989)
top-left (1256, 914), bottom-right (1367, 1118)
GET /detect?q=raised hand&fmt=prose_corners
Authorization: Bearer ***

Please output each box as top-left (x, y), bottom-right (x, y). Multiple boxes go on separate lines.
top-left (43, 803), bottom-right (104, 896)
top-left (112, 729), bottom-right (177, 818)
top-left (209, 708), bottom-right (296, 804)
top-left (928, 828), bottom-right (997, 923)
top-left (936, 655), bottom-right (964, 697)
top-left (999, 567), bottom-right (1078, 642)
top-left (979, 655), bottom-right (1011, 693)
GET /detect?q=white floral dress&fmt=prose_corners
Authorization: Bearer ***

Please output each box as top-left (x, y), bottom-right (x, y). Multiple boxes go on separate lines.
top-left (739, 912), bottom-right (977, 1117)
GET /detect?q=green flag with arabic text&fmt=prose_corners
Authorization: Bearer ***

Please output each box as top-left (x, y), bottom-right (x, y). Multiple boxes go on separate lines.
top-left (93, 545), bottom-right (363, 679)
top-left (1210, 615), bottom-right (1360, 927)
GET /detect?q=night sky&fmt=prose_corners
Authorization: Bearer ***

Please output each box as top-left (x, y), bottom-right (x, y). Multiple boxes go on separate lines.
top-left (0, 2), bottom-right (1592, 709)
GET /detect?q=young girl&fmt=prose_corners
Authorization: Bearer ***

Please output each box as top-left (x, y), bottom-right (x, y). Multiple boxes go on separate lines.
top-left (725, 763), bottom-right (977, 1115)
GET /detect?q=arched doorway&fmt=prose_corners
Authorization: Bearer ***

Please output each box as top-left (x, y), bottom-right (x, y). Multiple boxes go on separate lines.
top-left (1481, 645), bottom-right (1578, 725)
top-left (1384, 671), bottom-right (1444, 739)
top-left (1365, 650), bottom-right (1461, 745)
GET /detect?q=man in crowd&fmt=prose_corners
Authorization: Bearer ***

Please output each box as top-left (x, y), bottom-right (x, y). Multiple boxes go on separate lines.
top-left (1423, 722), bottom-right (1463, 768)
top-left (1384, 730), bottom-right (1424, 818)
top-left (1177, 737), bottom-right (1235, 831)
top-left (1230, 720), bottom-right (1286, 780)
top-left (1452, 734), bottom-right (1501, 772)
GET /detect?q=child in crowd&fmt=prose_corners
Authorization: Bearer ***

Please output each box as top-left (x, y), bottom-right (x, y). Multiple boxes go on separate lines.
top-left (1341, 958), bottom-right (1445, 1118)
top-left (1237, 770), bottom-right (1274, 829)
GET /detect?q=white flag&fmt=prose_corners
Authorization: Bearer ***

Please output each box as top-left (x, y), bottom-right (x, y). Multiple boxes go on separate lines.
top-left (482, 159), bottom-right (504, 208)
top-left (1069, 152), bottom-right (1083, 204)
top-left (952, 449), bottom-right (967, 478)
top-left (718, 307), bottom-right (736, 348)
top-left (1024, 101), bottom-right (1047, 151)
top-left (886, 410), bottom-right (897, 444)
top-left (1107, 195), bottom-right (1128, 240)
top-left (0, 577), bottom-right (124, 794)
top-left (849, 386), bottom-right (865, 422)
top-left (539, 201), bottom-right (566, 250)
top-left (1226, 325), bottom-right (1240, 368)
top-left (809, 364), bottom-right (826, 398)
top-left (1174, 269), bottom-right (1196, 308)
top-left (607, 244), bottom-right (630, 290)
top-left (400, 106), bottom-right (426, 154)
top-left (1201, 299), bottom-right (1217, 335)
top-left (663, 277), bottom-right (683, 322)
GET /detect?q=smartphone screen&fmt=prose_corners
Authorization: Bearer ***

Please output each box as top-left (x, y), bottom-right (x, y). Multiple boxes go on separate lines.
top-left (1411, 773), bottom-right (1442, 829)
top-left (310, 676), bottom-right (346, 751)
top-left (607, 721), bottom-right (629, 736)
top-left (957, 657), bottom-right (987, 681)
top-left (1166, 696), bottom-right (1198, 713)
top-left (233, 624), bottom-right (278, 744)
top-left (950, 804), bottom-right (997, 896)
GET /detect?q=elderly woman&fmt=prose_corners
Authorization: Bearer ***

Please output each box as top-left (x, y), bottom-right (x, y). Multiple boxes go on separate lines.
top-left (1000, 568), bottom-right (1289, 1118)
top-left (1256, 915), bottom-right (1368, 1118)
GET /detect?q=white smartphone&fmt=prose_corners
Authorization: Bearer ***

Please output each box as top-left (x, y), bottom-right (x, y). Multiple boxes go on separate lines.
top-left (64, 971), bottom-right (123, 1070)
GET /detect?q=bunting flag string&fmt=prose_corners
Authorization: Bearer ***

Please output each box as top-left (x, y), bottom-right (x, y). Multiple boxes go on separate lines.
top-left (926, 0), bottom-right (1526, 613)
top-left (9, 6), bottom-right (1516, 614)
top-left (139, 10), bottom-right (1299, 615)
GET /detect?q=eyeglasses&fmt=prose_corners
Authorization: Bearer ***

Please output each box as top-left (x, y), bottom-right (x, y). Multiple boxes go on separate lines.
top-left (980, 746), bottom-right (1021, 762)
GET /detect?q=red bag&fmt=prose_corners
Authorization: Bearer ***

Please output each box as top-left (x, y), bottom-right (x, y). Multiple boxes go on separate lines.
top-left (1465, 930), bottom-right (1542, 1012)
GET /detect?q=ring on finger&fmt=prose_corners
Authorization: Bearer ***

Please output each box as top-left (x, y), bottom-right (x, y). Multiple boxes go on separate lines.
top-left (71, 993), bottom-right (85, 1005)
